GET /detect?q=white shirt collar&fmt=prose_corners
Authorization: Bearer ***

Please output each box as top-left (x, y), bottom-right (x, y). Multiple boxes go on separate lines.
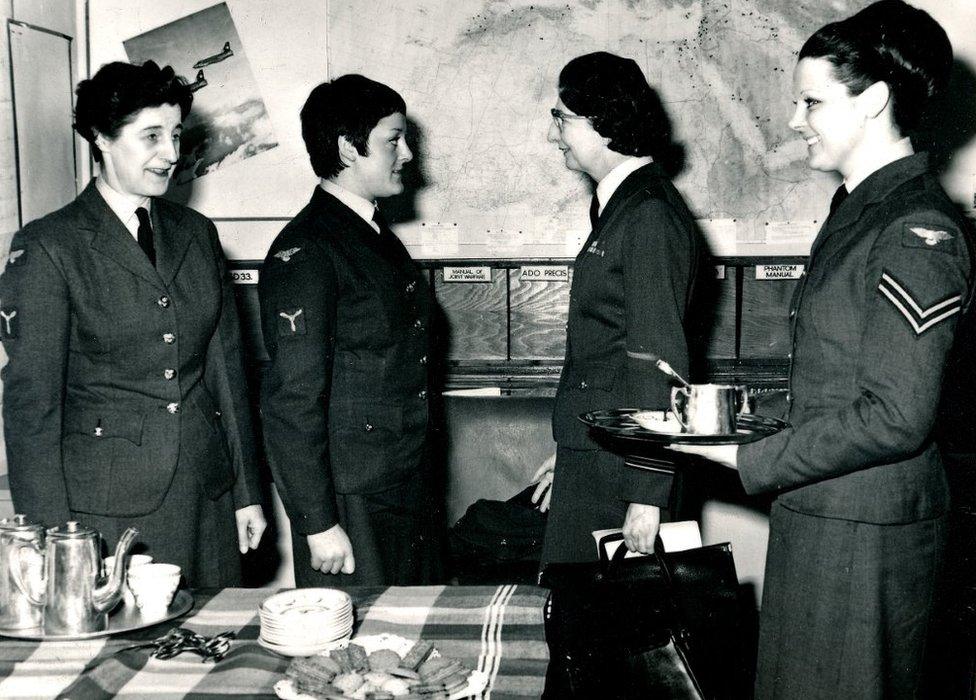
top-left (95, 177), bottom-right (150, 239)
top-left (595, 156), bottom-right (653, 215)
top-left (320, 179), bottom-right (380, 233)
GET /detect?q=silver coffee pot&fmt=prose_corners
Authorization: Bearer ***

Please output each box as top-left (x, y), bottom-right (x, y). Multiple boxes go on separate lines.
top-left (12, 522), bottom-right (138, 635)
top-left (0, 514), bottom-right (46, 629)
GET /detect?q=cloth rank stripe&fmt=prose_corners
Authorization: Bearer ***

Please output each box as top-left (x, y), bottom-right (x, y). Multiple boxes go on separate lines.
top-left (878, 271), bottom-right (962, 335)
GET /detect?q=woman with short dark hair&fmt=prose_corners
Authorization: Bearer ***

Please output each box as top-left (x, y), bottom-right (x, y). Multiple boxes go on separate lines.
top-left (672, 2), bottom-right (971, 696)
top-left (533, 52), bottom-right (703, 564)
top-left (0, 61), bottom-right (266, 587)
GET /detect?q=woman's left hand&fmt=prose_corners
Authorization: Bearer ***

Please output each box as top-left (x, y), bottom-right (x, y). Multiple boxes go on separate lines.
top-left (234, 504), bottom-right (267, 553)
top-left (666, 443), bottom-right (740, 469)
top-left (622, 503), bottom-right (661, 554)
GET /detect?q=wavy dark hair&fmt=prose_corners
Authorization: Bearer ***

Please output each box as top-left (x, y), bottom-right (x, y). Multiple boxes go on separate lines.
top-left (799, 0), bottom-right (952, 134)
top-left (558, 52), bottom-right (671, 159)
top-left (74, 61), bottom-right (192, 163)
top-left (300, 74), bottom-right (406, 180)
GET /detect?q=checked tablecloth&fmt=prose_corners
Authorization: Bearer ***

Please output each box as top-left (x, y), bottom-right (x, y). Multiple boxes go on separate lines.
top-left (0, 584), bottom-right (549, 699)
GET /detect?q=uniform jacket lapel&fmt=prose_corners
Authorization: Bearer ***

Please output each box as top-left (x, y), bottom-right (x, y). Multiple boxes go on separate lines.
top-left (79, 181), bottom-right (164, 291)
top-left (810, 154), bottom-right (930, 259)
top-left (312, 187), bottom-right (404, 274)
top-left (581, 162), bottom-right (664, 256)
top-left (152, 199), bottom-right (194, 287)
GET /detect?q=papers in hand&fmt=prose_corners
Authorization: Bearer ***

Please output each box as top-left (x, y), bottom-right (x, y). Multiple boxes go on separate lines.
top-left (592, 521), bottom-right (703, 559)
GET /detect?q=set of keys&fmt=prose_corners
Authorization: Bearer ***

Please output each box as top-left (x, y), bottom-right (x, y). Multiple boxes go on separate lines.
top-left (119, 627), bottom-right (236, 662)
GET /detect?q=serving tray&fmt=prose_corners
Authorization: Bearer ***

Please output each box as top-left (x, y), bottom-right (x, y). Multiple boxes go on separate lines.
top-left (580, 409), bottom-right (788, 446)
top-left (0, 589), bottom-right (193, 641)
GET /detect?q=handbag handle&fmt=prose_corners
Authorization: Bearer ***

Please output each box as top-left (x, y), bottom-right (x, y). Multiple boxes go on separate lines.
top-left (598, 532), bottom-right (675, 585)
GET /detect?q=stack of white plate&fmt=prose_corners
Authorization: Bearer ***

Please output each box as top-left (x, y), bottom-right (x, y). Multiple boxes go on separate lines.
top-left (258, 588), bottom-right (354, 656)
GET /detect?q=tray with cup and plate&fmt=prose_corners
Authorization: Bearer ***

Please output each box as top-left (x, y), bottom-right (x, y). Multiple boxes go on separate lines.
top-left (580, 381), bottom-right (788, 448)
top-left (579, 408), bottom-right (788, 446)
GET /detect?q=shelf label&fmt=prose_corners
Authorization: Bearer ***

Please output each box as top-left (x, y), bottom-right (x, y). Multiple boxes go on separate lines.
top-left (755, 264), bottom-right (804, 280)
top-left (519, 265), bottom-right (569, 282)
top-left (443, 266), bottom-right (492, 283)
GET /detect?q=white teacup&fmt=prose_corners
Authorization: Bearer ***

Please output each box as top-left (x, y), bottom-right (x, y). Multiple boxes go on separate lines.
top-left (127, 563), bottom-right (181, 618)
top-left (104, 554), bottom-right (153, 609)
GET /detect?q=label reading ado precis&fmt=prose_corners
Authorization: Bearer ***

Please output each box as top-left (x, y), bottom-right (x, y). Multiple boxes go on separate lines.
top-left (519, 265), bottom-right (569, 282)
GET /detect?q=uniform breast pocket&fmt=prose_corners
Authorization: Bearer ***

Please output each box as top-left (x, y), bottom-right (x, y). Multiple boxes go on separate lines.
top-left (328, 400), bottom-right (403, 492)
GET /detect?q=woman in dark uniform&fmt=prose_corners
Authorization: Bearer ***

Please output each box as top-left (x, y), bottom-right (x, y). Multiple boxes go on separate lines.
top-left (532, 52), bottom-right (703, 564)
top-left (0, 61), bottom-right (266, 587)
top-left (672, 2), bottom-right (971, 696)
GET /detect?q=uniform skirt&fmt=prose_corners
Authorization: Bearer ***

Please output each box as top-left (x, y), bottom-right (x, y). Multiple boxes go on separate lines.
top-left (755, 501), bottom-right (945, 700)
top-left (291, 471), bottom-right (443, 587)
top-left (539, 446), bottom-right (633, 567)
top-left (73, 446), bottom-right (241, 589)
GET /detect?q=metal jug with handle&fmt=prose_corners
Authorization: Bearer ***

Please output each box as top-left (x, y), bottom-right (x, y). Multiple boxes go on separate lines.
top-left (12, 522), bottom-right (138, 635)
top-left (0, 515), bottom-right (46, 629)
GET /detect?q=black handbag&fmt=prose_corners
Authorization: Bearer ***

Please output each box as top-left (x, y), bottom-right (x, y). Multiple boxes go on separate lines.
top-left (541, 533), bottom-right (745, 699)
top-left (448, 485), bottom-right (547, 584)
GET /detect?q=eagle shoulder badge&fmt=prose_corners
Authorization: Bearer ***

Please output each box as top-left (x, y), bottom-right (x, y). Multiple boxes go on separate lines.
top-left (273, 247), bottom-right (302, 263)
top-left (5, 248), bottom-right (26, 267)
top-left (903, 222), bottom-right (958, 252)
top-left (910, 226), bottom-right (953, 246)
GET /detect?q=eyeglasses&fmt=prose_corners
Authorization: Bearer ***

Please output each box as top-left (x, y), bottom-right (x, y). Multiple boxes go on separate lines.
top-left (550, 107), bottom-right (589, 130)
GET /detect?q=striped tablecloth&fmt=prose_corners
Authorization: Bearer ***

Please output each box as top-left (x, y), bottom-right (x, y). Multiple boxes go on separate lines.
top-left (0, 584), bottom-right (550, 699)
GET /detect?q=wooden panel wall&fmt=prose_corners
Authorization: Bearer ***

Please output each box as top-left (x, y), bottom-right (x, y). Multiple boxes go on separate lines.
top-left (741, 271), bottom-right (798, 358)
top-left (433, 268), bottom-right (507, 361)
top-left (232, 258), bottom-right (801, 381)
top-left (509, 269), bottom-right (571, 361)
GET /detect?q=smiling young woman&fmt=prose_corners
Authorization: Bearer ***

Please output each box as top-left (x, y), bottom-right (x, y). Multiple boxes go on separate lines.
top-left (669, 2), bottom-right (971, 697)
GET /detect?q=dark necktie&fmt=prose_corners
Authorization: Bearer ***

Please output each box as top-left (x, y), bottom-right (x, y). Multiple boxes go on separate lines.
top-left (136, 207), bottom-right (156, 267)
top-left (828, 185), bottom-right (848, 218)
top-left (589, 195), bottom-right (600, 230)
top-left (372, 207), bottom-right (388, 232)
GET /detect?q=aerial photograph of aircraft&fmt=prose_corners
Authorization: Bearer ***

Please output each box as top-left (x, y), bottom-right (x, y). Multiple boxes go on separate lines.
top-left (188, 69), bottom-right (208, 92)
top-left (193, 41), bottom-right (233, 69)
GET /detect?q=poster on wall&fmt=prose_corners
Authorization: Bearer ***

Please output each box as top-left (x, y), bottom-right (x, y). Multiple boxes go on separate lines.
top-left (123, 2), bottom-right (278, 185)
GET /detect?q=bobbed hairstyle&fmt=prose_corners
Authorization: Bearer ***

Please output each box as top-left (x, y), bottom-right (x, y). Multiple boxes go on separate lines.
top-left (300, 74), bottom-right (407, 179)
top-left (558, 52), bottom-right (671, 159)
top-left (798, 0), bottom-right (952, 134)
top-left (74, 61), bottom-right (192, 163)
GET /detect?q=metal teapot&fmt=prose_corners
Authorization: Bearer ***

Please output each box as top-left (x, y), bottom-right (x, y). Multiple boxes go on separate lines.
top-left (12, 522), bottom-right (138, 635)
top-left (0, 514), bottom-right (46, 629)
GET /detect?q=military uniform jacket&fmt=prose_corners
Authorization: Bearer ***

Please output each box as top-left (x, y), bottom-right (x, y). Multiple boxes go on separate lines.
top-left (259, 187), bottom-right (430, 536)
top-left (553, 162), bottom-right (702, 504)
top-left (739, 154), bottom-right (972, 523)
top-left (0, 181), bottom-right (261, 527)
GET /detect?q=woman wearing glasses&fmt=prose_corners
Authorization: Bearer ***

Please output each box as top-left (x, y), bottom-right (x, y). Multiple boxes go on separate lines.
top-left (671, 1), bottom-right (970, 695)
top-left (532, 52), bottom-right (704, 565)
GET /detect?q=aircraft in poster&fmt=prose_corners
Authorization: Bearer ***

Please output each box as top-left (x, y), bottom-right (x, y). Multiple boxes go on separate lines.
top-left (187, 69), bottom-right (208, 92)
top-left (193, 41), bottom-right (233, 69)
